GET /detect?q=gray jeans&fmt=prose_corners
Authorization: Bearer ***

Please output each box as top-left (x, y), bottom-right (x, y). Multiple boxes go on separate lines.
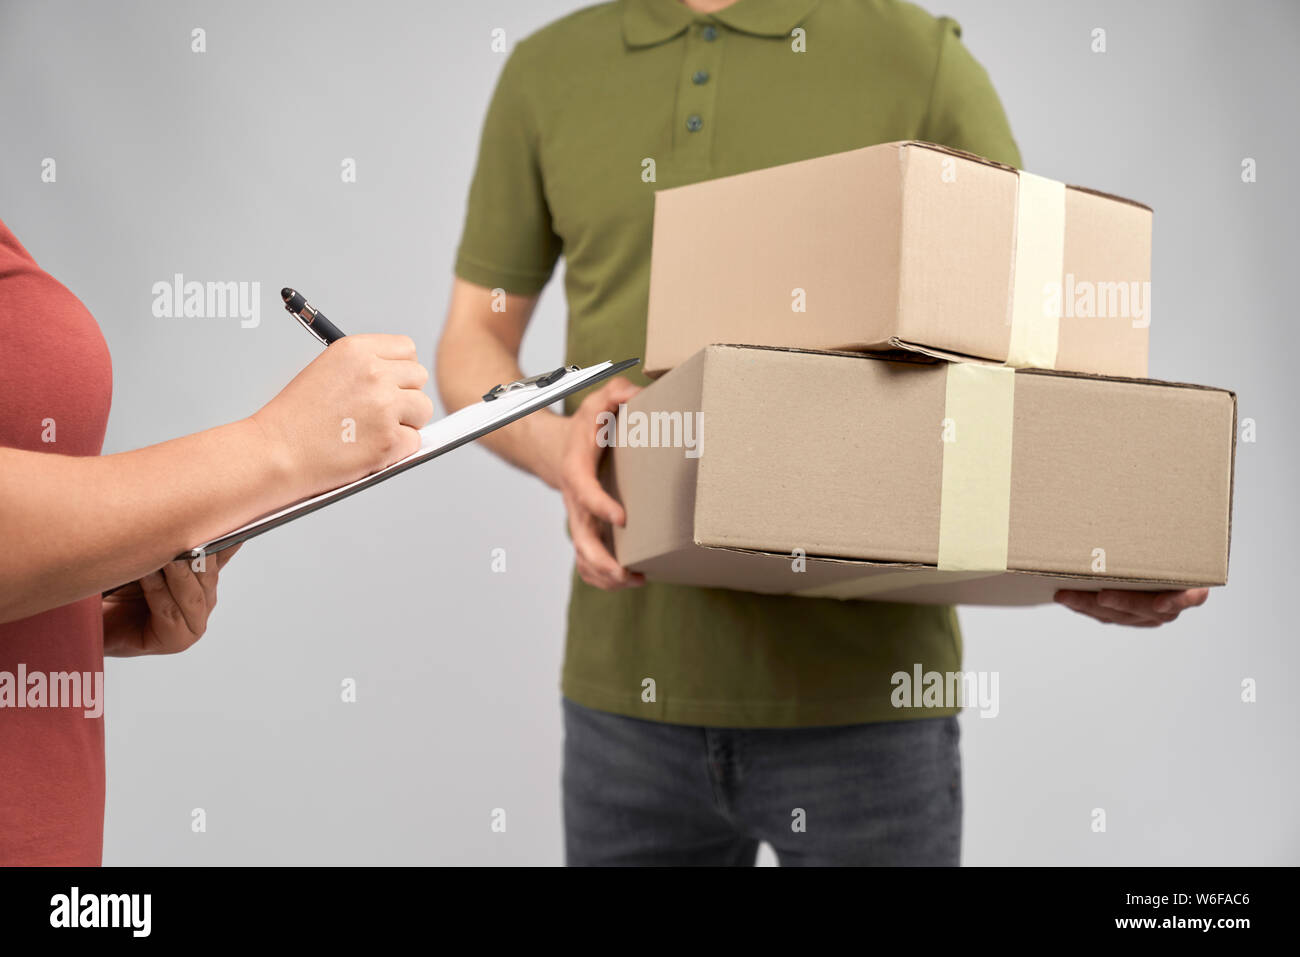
top-left (563, 698), bottom-right (962, 866)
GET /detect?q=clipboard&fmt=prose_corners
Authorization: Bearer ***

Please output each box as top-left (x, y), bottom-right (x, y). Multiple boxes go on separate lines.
top-left (177, 357), bottom-right (639, 560)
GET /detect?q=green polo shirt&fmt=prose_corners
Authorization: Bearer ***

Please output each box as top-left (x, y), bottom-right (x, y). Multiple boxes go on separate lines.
top-left (455, 0), bottom-right (1022, 728)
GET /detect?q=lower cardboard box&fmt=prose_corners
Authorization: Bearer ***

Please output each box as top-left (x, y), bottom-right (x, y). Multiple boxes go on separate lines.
top-left (607, 345), bottom-right (1236, 606)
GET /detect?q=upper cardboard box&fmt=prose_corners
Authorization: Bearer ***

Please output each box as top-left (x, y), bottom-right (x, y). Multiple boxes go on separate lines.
top-left (645, 141), bottom-right (1153, 378)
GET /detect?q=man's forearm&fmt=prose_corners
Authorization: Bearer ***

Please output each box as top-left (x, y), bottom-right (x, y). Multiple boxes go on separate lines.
top-left (436, 279), bottom-right (565, 489)
top-left (438, 338), bottom-right (567, 489)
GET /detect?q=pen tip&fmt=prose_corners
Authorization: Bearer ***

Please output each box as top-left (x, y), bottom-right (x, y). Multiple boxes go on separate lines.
top-left (280, 287), bottom-right (294, 301)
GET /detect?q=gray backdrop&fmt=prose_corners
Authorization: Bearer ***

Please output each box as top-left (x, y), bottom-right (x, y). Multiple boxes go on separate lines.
top-left (1, 0), bottom-right (1295, 865)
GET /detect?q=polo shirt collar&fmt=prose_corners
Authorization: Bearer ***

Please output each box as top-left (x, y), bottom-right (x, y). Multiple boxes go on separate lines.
top-left (623, 0), bottom-right (820, 48)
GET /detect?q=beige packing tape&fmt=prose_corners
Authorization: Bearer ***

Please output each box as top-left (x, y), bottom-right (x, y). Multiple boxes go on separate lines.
top-left (936, 363), bottom-right (1016, 570)
top-left (796, 567), bottom-right (997, 601)
top-left (1005, 170), bottom-right (1066, 370)
top-left (797, 364), bottom-right (1017, 600)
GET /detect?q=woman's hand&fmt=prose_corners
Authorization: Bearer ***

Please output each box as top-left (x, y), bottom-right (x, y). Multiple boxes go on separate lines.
top-left (1054, 587), bottom-right (1208, 627)
top-left (102, 545), bottom-right (241, 656)
top-left (251, 334), bottom-right (435, 499)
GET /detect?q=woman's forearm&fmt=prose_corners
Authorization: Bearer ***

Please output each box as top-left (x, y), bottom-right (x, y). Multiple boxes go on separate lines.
top-left (1, 332), bottom-right (436, 625)
top-left (0, 418), bottom-right (298, 623)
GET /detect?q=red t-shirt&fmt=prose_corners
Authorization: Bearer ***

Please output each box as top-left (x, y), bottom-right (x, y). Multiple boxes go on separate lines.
top-left (0, 217), bottom-right (113, 865)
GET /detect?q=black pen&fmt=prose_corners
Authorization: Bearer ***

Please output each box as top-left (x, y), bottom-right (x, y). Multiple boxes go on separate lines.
top-left (281, 287), bottom-right (346, 345)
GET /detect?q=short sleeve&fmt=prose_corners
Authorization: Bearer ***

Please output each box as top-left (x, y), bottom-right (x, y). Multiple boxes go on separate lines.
top-left (919, 18), bottom-right (1023, 169)
top-left (454, 47), bottom-right (562, 295)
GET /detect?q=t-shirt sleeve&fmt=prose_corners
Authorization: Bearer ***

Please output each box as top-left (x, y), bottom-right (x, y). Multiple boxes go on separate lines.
top-left (919, 18), bottom-right (1023, 169)
top-left (454, 46), bottom-right (562, 295)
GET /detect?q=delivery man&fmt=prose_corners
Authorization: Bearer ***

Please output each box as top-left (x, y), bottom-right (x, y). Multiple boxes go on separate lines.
top-left (435, 0), bottom-right (1208, 866)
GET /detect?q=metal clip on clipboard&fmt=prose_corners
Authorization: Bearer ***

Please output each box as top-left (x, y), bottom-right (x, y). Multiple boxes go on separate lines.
top-left (482, 365), bottom-right (579, 402)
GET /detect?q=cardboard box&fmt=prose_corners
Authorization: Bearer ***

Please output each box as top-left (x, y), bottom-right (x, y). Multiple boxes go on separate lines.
top-left (645, 141), bottom-right (1152, 379)
top-left (608, 345), bottom-right (1234, 606)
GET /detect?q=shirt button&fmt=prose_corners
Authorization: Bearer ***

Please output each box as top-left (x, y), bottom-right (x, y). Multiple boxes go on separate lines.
top-left (692, 70), bottom-right (709, 85)
top-left (701, 25), bottom-right (718, 41)
top-left (686, 114), bottom-right (703, 132)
